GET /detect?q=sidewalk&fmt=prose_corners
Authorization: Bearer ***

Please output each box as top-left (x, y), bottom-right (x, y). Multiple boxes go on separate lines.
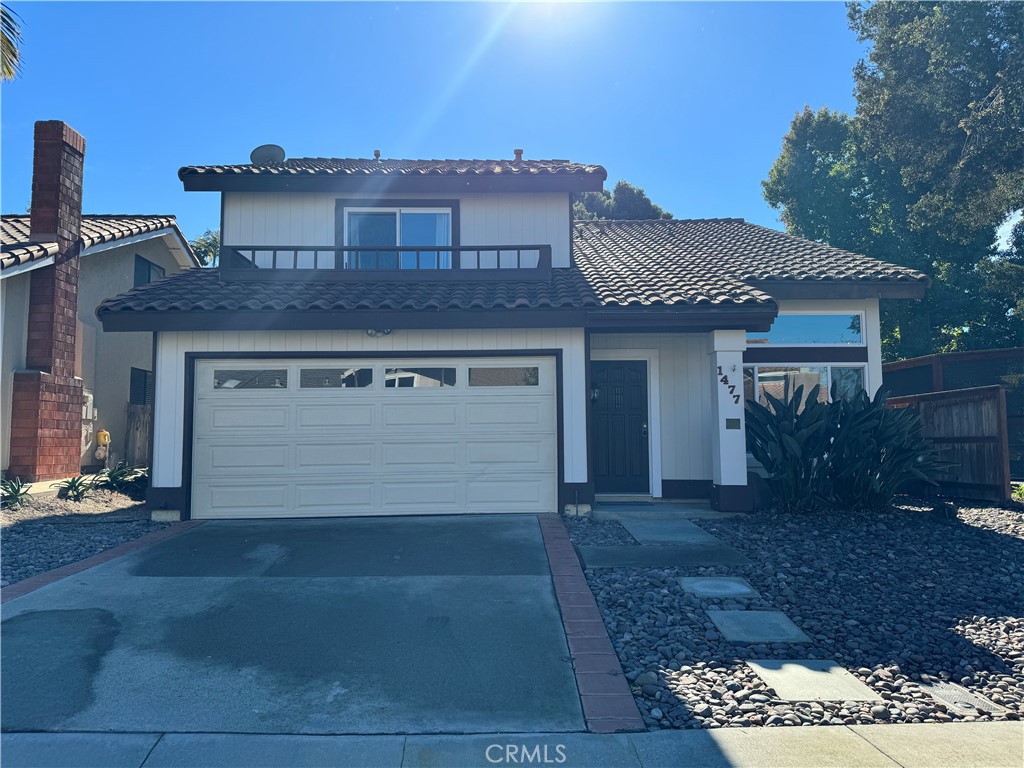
top-left (3, 721), bottom-right (1021, 768)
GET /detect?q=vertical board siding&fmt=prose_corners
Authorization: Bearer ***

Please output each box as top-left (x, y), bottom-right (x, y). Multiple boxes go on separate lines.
top-left (590, 333), bottom-right (713, 481)
top-left (152, 328), bottom-right (586, 488)
top-left (222, 191), bottom-right (572, 267)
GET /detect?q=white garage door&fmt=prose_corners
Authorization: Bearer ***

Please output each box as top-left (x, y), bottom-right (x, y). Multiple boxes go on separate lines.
top-left (191, 357), bottom-right (557, 518)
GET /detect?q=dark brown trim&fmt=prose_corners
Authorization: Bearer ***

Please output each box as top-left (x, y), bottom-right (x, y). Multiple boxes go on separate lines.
top-left (147, 484), bottom-right (186, 511)
top-left (100, 306), bottom-right (778, 334)
top-left (182, 173), bottom-right (605, 194)
top-left (751, 280), bottom-right (927, 300)
top-left (743, 346), bottom-right (869, 363)
top-left (178, 349), bottom-right (566, 520)
top-left (661, 479), bottom-right (712, 499)
top-left (710, 483), bottom-right (754, 512)
top-left (583, 329), bottom-right (594, 504)
top-left (560, 482), bottom-right (595, 507)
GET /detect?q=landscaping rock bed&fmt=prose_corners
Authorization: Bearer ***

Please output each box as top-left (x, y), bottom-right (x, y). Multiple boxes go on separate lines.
top-left (583, 500), bottom-right (1024, 729)
top-left (563, 516), bottom-right (638, 546)
top-left (1, 490), bottom-right (169, 587)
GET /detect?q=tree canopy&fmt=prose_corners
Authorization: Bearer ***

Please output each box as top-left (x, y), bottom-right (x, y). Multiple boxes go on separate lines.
top-left (189, 229), bottom-right (220, 267)
top-left (2, 3), bottom-right (22, 81)
top-left (764, 2), bottom-right (1024, 359)
top-left (573, 180), bottom-right (672, 221)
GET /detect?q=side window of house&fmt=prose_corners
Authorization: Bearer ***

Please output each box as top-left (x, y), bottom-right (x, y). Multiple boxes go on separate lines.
top-left (129, 367), bottom-right (154, 406)
top-left (341, 207), bottom-right (452, 270)
top-left (134, 255), bottom-right (165, 287)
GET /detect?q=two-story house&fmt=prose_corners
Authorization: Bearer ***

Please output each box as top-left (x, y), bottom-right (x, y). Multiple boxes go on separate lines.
top-left (96, 142), bottom-right (927, 520)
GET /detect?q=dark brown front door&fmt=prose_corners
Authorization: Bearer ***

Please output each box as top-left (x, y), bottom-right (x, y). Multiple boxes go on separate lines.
top-left (591, 360), bottom-right (650, 493)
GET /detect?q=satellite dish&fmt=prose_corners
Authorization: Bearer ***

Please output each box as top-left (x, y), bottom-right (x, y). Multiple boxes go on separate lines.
top-left (250, 144), bottom-right (286, 165)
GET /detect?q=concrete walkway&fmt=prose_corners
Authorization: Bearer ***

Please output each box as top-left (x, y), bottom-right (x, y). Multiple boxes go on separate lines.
top-left (3, 721), bottom-right (1020, 767)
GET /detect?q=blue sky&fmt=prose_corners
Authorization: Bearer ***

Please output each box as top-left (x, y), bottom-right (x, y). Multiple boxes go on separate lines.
top-left (1, 2), bottom-right (867, 240)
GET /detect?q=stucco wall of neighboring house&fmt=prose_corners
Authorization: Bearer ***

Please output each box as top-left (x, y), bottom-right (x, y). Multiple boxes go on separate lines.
top-left (150, 328), bottom-right (587, 491)
top-left (1, 273), bottom-right (31, 473)
top-left (590, 332), bottom-right (715, 484)
top-left (222, 191), bottom-right (573, 268)
top-left (77, 237), bottom-right (185, 467)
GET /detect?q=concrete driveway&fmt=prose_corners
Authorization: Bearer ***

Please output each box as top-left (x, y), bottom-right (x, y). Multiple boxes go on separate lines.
top-left (1, 516), bottom-right (585, 735)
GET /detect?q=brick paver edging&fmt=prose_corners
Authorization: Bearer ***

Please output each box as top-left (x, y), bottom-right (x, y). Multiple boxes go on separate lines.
top-left (537, 515), bottom-right (646, 734)
top-left (1, 520), bottom-right (205, 603)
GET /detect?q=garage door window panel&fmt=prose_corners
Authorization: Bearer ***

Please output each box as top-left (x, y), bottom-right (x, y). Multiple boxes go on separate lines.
top-left (468, 367), bottom-right (540, 387)
top-left (385, 367), bottom-right (456, 388)
top-left (213, 369), bottom-right (288, 390)
top-left (300, 367), bottom-right (373, 389)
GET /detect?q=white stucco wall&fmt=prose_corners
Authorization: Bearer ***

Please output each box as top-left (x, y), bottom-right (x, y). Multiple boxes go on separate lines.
top-left (1, 273), bottom-right (31, 472)
top-left (222, 191), bottom-right (573, 268)
top-left (151, 328), bottom-right (587, 489)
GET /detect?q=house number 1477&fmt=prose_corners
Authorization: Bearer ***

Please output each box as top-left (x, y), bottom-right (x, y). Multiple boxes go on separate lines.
top-left (717, 366), bottom-right (741, 405)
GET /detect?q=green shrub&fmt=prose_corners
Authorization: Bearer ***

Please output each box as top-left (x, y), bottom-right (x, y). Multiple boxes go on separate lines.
top-left (97, 462), bottom-right (149, 498)
top-left (1, 477), bottom-right (32, 508)
top-left (745, 384), bottom-right (836, 513)
top-left (746, 385), bottom-right (945, 513)
top-left (827, 389), bottom-right (946, 512)
top-left (56, 475), bottom-right (96, 502)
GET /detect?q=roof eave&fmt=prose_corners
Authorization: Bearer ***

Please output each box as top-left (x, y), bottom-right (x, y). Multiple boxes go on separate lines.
top-left (180, 173), bottom-right (605, 194)
top-left (751, 279), bottom-right (928, 300)
top-left (97, 302), bottom-right (777, 334)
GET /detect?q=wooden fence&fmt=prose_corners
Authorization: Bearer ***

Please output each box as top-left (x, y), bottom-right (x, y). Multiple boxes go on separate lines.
top-left (887, 386), bottom-right (1012, 502)
top-left (125, 404), bottom-right (153, 467)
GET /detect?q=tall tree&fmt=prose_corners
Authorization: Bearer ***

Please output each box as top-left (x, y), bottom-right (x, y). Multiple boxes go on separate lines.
top-left (764, 2), bottom-right (1024, 359)
top-left (1, 3), bottom-right (22, 81)
top-left (574, 180), bottom-right (672, 221)
top-left (189, 229), bottom-right (220, 267)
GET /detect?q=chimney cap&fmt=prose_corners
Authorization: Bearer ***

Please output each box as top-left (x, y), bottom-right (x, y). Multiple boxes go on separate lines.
top-left (373, 149), bottom-right (381, 160)
top-left (513, 148), bottom-right (524, 162)
top-left (250, 144), bottom-right (286, 165)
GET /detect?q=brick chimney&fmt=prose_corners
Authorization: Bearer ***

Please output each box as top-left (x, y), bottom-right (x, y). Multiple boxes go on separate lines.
top-left (7, 121), bottom-right (86, 481)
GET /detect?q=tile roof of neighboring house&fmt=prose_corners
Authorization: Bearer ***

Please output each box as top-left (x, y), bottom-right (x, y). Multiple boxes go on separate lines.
top-left (96, 218), bottom-right (927, 321)
top-left (178, 157), bottom-right (607, 180)
top-left (1, 214), bottom-right (193, 271)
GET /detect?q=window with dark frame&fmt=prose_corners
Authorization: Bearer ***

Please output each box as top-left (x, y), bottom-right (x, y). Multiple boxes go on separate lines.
top-left (129, 367), bottom-right (154, 406)
top-left (134, 255), bottom-right (165, 287)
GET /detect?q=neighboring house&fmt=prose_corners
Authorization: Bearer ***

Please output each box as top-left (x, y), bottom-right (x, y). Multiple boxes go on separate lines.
top-left (96, 144), bottom-right (928, 520)
top-left (1, 121), bottom-right (198, 482)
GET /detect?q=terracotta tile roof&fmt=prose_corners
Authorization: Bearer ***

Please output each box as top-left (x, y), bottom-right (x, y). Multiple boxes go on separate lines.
top-left (178, 157), bottom-right (607, 180)
top-left (96, 218), bottom-right (927, 322)
top-left (1, 214), bottom-right (190, 271)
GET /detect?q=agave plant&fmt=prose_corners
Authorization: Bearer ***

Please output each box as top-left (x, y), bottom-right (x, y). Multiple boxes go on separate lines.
top-left (97, 462), bottom-right (149, 498)
top-left (56, 475), bottom-right (96, 503)
top-left (1, 476), bottom-right (32, 508)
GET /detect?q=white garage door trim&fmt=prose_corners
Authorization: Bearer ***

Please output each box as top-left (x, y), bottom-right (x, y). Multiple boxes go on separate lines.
top-left (190, 355), bottom-right (558, 519)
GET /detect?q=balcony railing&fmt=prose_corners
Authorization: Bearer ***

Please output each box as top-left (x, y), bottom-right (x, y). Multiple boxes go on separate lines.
top-left (219, 244), bottom-right (553, 282)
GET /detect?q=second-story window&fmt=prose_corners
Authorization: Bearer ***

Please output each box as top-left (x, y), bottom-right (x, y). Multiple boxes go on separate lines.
top-left (344, 207), bottom-right (452, 270)
top-left (134, 255), bottom-right (165, 287)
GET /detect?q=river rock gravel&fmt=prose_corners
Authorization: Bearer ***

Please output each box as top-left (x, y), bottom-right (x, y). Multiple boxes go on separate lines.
top-left (1, 490), bottom-right (169, 587)
top-left (563, 517), bottom-right (639, 546)
top-left (581, 499), bottom-right (1024, 729)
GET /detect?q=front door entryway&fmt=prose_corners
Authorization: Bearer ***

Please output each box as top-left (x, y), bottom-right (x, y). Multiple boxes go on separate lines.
top-left (591, 360), bottom-right (650, 493)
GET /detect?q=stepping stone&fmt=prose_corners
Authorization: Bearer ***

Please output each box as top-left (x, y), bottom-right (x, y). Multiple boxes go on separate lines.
top-left (619, 518), bottom-right (720, 545)
top-left (679, 576), bottom-right (760, 599)
top-left (746, 659), bottom-right (882, 701)
top-left (707, 611), bottom-right (811, 643)
top-left (577, 544), bottom-right (751, 569)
